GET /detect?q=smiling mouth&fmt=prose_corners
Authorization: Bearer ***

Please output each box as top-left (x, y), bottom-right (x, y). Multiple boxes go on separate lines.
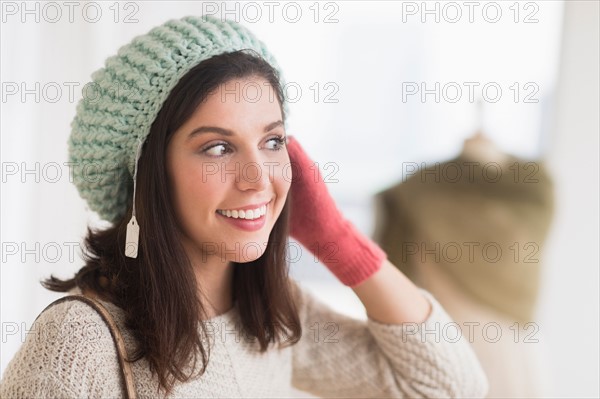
top-left (216, 204), bottom-right (267, 220)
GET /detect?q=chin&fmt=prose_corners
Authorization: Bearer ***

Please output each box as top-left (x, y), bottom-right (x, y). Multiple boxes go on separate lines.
top-left (229, 241), bottom-right (268, 263)
top-left (232, 253), bottom-right (266, 263)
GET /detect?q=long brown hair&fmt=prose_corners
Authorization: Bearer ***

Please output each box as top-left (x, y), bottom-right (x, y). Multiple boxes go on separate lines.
top-left (42, 50), bottom-right (301, 396)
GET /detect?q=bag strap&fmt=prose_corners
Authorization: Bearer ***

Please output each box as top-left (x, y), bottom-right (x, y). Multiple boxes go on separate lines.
top-left (35, 294), bottom-right (138, 399)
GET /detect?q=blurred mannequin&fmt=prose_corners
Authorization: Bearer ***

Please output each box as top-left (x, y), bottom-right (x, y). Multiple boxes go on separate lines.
top-left (373, 131), bottom-right (554, 398)
top-left (462, 130), bottom-right (510, 164)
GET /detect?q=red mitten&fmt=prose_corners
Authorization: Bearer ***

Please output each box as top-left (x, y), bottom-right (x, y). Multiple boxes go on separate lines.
top-left (286, 135), bottom-right (387, 287)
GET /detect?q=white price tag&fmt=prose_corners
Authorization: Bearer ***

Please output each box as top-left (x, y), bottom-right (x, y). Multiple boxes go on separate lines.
top-left (125, 216), bottom-right (140, 258)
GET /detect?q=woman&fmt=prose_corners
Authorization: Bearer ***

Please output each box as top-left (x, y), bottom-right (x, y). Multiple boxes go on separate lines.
top-left (0, 16), bottom-right (488, 398)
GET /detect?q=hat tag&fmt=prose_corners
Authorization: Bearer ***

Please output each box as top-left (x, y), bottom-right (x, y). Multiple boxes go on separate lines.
top-left (125, 139), bottom-right (144, 258)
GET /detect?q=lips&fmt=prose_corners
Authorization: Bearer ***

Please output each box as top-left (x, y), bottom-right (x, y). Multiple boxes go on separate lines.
top-left (216, 204), bottom-right (266, 220)
top-left (216, 202), bottom-right (269, 232)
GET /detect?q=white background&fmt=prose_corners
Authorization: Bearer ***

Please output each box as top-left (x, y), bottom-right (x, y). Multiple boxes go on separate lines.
top-left (1, 1), bottom-right (598, 397)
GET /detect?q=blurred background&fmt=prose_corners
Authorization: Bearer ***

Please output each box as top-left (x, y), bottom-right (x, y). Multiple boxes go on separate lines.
top-left (1, 1), bottom-right (598, 397)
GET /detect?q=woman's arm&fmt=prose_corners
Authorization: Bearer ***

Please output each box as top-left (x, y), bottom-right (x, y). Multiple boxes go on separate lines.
top-left (352, 258), bottom-right (432, 324)
top-left (290, 279), bottom-right (489, 398)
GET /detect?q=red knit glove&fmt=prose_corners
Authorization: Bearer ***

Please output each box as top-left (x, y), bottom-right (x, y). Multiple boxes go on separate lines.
top-left (286, 135), bottom-right (387, 287)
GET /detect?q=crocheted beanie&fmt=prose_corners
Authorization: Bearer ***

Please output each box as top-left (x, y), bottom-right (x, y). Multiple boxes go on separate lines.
top-left (68, 15), bottom-right (286, 225)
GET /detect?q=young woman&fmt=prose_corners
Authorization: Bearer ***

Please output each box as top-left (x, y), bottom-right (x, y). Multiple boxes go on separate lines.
top-left (0, 16), bottom-right (488, 398)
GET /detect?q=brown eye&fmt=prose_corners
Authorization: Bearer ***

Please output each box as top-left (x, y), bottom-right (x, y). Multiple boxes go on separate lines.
top-left (203, 143), bottom-right (232, 157)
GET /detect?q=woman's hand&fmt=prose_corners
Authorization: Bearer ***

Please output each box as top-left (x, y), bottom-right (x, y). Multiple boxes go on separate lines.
top-left (286, 135), bottom-right (387, 287)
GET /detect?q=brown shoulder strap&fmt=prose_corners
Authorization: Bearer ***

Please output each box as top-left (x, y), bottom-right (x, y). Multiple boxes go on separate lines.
top-left (36, 295), bottom-right (138, 399)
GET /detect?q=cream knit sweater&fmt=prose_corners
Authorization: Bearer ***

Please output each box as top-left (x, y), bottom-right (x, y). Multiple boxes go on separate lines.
top-left (0, 280), bottom-right (488, 398)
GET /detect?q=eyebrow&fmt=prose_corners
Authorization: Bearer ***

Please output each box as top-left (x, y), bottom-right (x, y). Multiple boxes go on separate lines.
top-left (186, 120), bottom-right (284, 141)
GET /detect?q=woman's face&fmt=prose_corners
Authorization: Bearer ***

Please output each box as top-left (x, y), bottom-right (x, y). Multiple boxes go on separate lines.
top-left (166, 76), bottom-right (290, 264)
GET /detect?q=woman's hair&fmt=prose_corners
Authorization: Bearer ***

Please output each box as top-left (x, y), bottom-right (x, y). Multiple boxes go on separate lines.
top-left (42, 49), bottom-right (301, 396)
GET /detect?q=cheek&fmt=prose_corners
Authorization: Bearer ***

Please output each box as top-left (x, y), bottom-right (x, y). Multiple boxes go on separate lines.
top-left (170, 159), bottom-right (224, 216)
top-left (273, 154), bottom-right (292, 198)
top-left (275, 170), bottom-right (291, 198)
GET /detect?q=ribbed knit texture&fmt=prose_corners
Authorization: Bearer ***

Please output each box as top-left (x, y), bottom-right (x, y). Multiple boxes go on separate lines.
top-left (68, 15), bottom-right (287, 223)
top-left (0, 280), bottom-right (488, 398)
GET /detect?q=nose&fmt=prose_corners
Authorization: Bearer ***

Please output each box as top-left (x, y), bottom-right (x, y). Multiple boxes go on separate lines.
top-left (234, 151), bottom-right (270, 192)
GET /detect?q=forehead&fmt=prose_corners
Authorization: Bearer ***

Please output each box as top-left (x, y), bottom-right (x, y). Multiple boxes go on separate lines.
top-left (192, 76), bottom-right (282, 125)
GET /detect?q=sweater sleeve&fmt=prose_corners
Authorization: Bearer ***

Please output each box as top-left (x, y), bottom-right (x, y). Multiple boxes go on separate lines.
top-left (0, 298), bottom-right (126, 398)
top-left (290, 282), bottom-right (489, 398)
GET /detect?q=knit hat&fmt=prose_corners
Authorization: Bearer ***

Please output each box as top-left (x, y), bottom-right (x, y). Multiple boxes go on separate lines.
top-left (67, 15), bottom-right (287, 257)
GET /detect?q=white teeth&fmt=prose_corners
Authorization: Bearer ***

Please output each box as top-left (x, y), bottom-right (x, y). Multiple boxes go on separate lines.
top-left (218, 204), bottom-right (267, 220)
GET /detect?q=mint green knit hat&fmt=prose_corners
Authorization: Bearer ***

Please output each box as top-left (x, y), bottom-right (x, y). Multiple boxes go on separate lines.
top-left (68, 15), bottom-right (287, 230)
